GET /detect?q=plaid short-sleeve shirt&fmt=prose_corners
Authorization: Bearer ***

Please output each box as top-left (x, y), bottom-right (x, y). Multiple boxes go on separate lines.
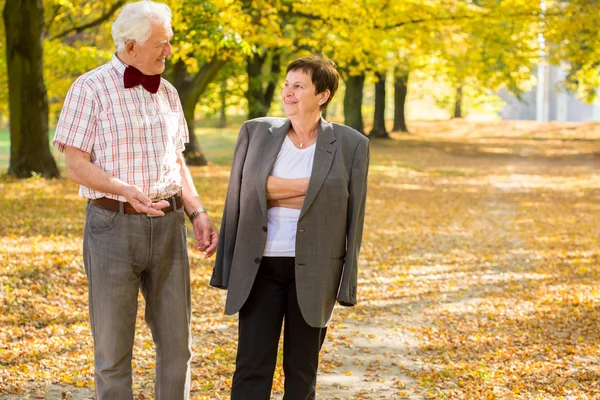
top-left (53, 55), bottom-right (190, 201)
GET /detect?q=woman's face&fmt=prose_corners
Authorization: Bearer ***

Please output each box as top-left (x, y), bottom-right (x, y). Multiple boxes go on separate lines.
top-left (282, 69), bottom-right (327, 118)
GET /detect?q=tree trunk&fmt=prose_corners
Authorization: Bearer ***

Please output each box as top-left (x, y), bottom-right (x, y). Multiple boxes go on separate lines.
top-left (453, 86), bottom-right (463, 118)
top-left (370, 72), bottom-right (389, 139)
top-left (246, 50), bottom-right (281, 120)
top-left (167, 58), bottom-right (226, 166)
top-left (4, 0), bottom-right (59, 178)
top-left (343, 73), bottom-right (365, 134)
top-left (246, 52), bottom-right (266, 120)
top-left (392, 70), bottom-right (409, 132)
top-left (218, 79), bottom-right (227, 128)
top-left (264, 53), bottom-right (280, 116)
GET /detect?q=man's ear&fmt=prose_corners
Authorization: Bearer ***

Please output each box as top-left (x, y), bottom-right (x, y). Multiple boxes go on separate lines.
top-left (125, 40), bottom-right (136, 57)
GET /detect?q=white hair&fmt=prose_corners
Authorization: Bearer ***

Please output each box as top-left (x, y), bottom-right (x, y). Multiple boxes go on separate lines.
top-left (111, 1), bottom-right (172, 53)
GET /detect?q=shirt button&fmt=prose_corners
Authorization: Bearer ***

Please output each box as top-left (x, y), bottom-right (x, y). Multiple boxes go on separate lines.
top-left (262, 226), bottom-right (267, 232)
top-left (254, 258), bottom-right (261, 264)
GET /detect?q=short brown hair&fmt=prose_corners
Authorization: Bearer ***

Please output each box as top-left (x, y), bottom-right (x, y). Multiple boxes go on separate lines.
top-left (286, 55), bottom-right (339, 110)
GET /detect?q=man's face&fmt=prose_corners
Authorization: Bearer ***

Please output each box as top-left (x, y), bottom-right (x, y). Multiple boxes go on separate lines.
top-left (128, 23), bottom-right (173, 75)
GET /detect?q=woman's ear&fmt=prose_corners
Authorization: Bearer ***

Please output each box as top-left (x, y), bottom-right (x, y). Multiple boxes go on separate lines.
top-left (318, 90), bottom-right (331, 106)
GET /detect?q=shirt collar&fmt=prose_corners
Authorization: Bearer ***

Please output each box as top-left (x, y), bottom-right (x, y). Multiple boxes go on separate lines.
top-left (111, 54), bottom-right (128, 77)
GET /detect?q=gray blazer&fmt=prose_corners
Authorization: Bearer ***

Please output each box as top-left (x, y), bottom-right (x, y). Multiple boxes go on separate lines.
top-left (210, 117), bottom-right (369, 328)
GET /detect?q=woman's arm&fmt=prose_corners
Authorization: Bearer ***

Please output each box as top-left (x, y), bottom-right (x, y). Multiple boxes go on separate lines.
top-left (267, 195), bottom-right (306, 210)
top-left (337, 138), bottom-right (370, 307)
top-left (266, 176), bottom-right (309, 200)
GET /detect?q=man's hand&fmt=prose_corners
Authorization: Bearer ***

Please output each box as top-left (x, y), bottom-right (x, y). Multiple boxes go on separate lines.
top-left (121, 185), bottom-right (170, 216)
top-left (63, 146), bottom-right (170, 216)
top-left (192, 213), bottom-right (219, 258)
top-left (175, 152), bottom-right (218, 257)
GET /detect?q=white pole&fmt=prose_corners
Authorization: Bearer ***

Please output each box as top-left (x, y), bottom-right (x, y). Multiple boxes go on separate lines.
top-left (556, 63), bottom-right (569, 122)
top-left (536, 0), bottom-right (547, 122)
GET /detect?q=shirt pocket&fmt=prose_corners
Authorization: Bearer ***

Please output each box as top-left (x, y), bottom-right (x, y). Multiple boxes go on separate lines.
top-left (161, 111), bottom-right (180, 148)
top-left (146, 110), bottom-right (179, 151)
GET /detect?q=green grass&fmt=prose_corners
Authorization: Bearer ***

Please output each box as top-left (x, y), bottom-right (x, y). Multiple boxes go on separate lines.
top-left (0, 129), bottom-right (64, 171)
top-left (0, 127), bottom-right (240, 171)
top-left (194, 127), bottom-right (239, 165)
top-left (0, 129), bottom-right (9, 168)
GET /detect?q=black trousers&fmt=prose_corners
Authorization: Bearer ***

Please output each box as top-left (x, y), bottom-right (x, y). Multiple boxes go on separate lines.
top-left (230, 257), bottom-right (327, 400)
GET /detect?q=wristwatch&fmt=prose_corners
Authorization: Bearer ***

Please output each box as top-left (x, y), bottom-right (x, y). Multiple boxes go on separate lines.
top-left (188, 207), bottom-right (207, 222)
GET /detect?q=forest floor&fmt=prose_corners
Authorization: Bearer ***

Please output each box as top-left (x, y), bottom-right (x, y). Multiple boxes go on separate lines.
top-left (1, 119), bottom-right (599, 399)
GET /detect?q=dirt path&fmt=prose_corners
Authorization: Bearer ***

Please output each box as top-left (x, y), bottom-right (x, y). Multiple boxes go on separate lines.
top-left (316, 319), bottom-right (423, 399)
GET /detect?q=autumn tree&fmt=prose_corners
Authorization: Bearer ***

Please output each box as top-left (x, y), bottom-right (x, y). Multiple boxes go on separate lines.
top-left (368, 22), bottom-right (398, 139)
top-left (3, 0), bottom-right (59, 178)
top-left (0, 4), bottom-right (7, 123)
top-left (393, 66), bottom-right (410, 132)
top-left (439, 1), bottom-right (542, 117)
top-left (545, 0), bottom-right (600, 103)
top-left (195, 63), bottom-right (248, 127)
top-left (306, 0), bottom-right (457, 134)
top-left (164, 0), bottom-right (252, 165)
top-left (241, 0), bottom-right (333, 120)
top-left (370, 71), bottom-right (389, 138)
top-left (2, 0), bottom-right (125, 178)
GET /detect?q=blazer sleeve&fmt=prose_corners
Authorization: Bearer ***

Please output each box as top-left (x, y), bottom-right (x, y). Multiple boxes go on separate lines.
top-left (337, 137), bottom-right (370, 306)
top-left (210, 123), bottom-right (250, 289)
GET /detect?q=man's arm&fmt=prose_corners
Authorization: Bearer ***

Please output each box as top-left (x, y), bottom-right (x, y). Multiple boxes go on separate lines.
top-left (64, 146), bottom-right (169, 216)
top-left (266, 176), bottom-right (309, 200)
top-left (177, 153), bottom-right (218, 258)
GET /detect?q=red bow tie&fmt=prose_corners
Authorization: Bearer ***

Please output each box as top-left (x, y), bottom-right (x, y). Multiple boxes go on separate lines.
top-left (123, 66), bottom-right (161, 94)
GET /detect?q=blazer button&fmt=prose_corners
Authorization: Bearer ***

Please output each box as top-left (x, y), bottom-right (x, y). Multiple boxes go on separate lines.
top-left (254, 258), bottom-right (261, 264)
top-left (262, 226), bottom-right (267, 232)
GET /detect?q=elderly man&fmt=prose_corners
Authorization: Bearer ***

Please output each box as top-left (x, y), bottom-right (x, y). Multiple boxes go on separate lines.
top-left (52, 1), bottom-right (218, 398)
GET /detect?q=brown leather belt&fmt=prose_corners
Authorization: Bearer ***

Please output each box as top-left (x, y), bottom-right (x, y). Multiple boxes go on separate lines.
top-left (90, 194), bottom-right (183, 215)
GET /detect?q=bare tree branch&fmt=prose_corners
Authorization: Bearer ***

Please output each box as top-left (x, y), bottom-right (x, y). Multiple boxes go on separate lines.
top-left (49, 0), bottom-right (126, 41)
top-left (44, 4), bottom-right (63, 33)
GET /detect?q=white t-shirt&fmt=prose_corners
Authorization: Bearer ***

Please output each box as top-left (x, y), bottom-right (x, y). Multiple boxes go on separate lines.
top-left (263, 136), bottom-right (316, 257)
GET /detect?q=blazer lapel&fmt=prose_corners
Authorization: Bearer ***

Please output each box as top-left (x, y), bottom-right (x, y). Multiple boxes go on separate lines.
top-left (299, 118), bottom-right (337, 219)
top-left (256, 119), bottom-right (290, 218)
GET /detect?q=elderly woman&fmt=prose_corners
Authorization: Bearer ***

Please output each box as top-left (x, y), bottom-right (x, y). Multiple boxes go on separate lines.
top-left (211, 55), bottom-right (369, 399)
